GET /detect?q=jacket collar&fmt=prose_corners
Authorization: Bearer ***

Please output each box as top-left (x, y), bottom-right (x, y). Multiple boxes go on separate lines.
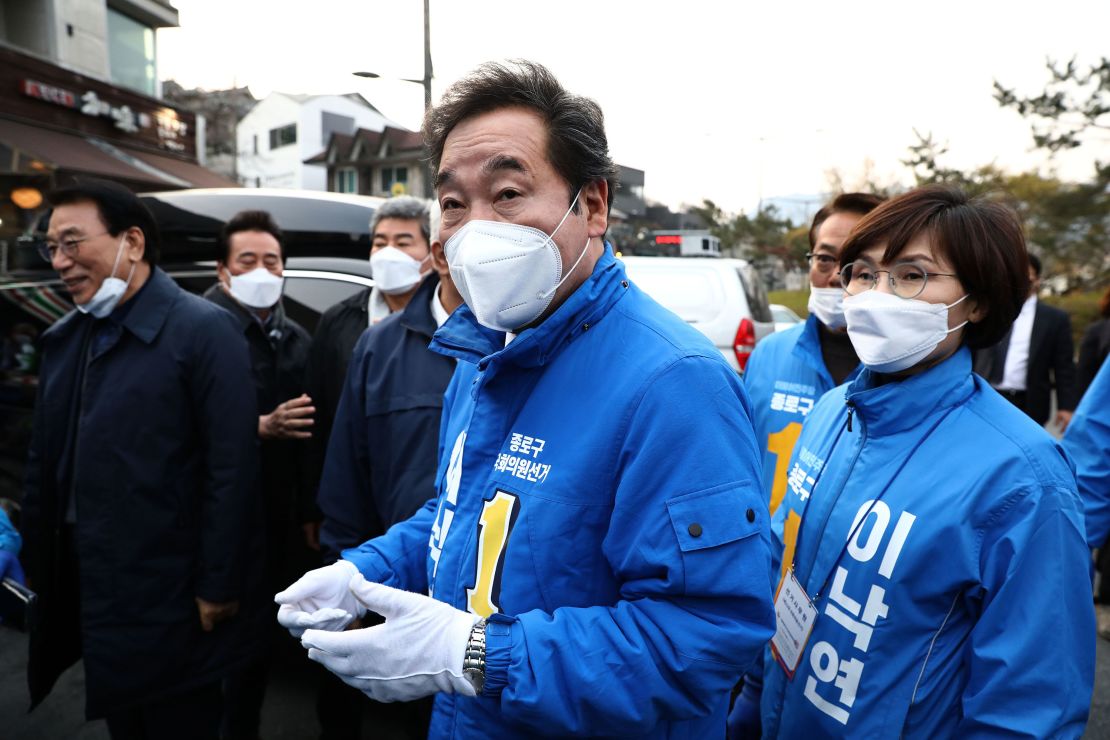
top-left (430, 243), bottom-right (629, 369)
top-left (794, 315), bottom-right (834, 382)
top-left (116, 267), bottom-right (178, 345)
top-left (399, 272), bottom-right (443, 340)
top-left (845, 345), bottom-right (975, 436)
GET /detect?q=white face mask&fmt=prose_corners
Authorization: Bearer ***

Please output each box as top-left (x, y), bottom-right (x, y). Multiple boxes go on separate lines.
top-left (76, 234), bottom-right (136, 318)
top-left (228, 267), bottom-right (284, 309)
top-left (370, 246), bottom-right (427, 295)
top-left (844, 289), bottom-right (969, 373)
top-left (807, 286), bottom-right (846, 329)
top-left (444, 190), bottom-right (591, 332)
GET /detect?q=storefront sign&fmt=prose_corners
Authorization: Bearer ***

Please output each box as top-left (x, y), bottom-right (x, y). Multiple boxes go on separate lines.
top-left (21, 78), bottom-right (189, 152)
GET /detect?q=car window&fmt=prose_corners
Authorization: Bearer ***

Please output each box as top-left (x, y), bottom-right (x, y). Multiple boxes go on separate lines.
top-left (284, 276), bottom-right (367, 334)
top-left (624, 264), bottom-right (724, 323)
top-left (736, 267), bottom-right (773, 323)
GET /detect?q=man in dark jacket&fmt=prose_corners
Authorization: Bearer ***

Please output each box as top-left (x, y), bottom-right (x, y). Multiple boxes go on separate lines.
top-left (974, 254), bottom-right (1078, 429)
top-left (303, 196), bottom-right (433, 490)
top-left (203, 209), bottom-right (315, 740)
top-left (22, 179), bottom-right (263, 739)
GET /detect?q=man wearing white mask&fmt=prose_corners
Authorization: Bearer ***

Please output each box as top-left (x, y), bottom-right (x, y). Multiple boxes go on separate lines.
top-left (23, 179), bottom-right (262, 739)
top-left (276, 60), bottom-right (774, 738)
top-left (304, 198), bottom-right (433, 510)
top-left (203, 209), bottom-right (316, 740)
top-left (743, 193), bottom-right (883, 514)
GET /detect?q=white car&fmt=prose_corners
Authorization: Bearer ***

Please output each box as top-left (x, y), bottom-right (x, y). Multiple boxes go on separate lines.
top-left (770, 303), bottom-right (804, 333)
top-left (620, 256), bottom-right (775, 373)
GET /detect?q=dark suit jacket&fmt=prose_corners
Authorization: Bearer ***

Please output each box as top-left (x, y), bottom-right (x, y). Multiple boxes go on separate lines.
top-left (974, 300), bottom-right (1077, 425)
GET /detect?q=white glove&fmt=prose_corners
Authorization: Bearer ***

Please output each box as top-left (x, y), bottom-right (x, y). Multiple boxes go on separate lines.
top-left (274, 560), bottom-right (364, 638)
top-left (301, 573), bottom-right (482, 702)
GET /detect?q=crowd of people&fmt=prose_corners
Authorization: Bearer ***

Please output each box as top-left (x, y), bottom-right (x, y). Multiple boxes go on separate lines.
top-left (1, 58), bottom-right (1108, 739)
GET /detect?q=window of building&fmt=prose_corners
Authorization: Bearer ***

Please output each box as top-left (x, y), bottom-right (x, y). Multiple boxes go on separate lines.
top-left (252, 135), bottom-right (258, 155)
top-left (269, 123), bottom-right (297, 150)
top-left (107, 9), bottom-right (156, 96)
top-left (380, 166), bottom-right (409, 193)
top-left (337, 168), bottom-right (358, 194)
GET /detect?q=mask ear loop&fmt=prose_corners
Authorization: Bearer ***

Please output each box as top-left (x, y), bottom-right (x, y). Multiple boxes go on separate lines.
top-left (112, 233), bottom-right (138, 290)
top-left (540, 188), bottom-right (591, 300)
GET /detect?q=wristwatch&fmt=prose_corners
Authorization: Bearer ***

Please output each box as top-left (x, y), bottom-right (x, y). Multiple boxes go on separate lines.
top-left (462, 618), bottom-right (487, 695)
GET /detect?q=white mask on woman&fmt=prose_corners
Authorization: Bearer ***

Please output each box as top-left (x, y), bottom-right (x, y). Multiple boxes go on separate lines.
top-left (844, 289), bottom-right (969, 373)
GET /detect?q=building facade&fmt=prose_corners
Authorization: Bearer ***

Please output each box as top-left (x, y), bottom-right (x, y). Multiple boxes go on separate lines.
top-left (236, 93), bottom-right (402, 190)
top-left (0, 0), bottom-right (237, 270)
top-left (305, 126), bottom-right (426, 198)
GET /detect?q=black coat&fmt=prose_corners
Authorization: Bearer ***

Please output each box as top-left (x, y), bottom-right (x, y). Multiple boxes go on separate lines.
top-left (304, 287), bottom-right (370, 495)
top-left (975, 300), bottom-right (1078, 425)
top-left (22, 269), bottom-right (265, 718)
top-left (1077, 318), bottom-right (1110, 399)
top-left (318, 274), bottom-right (455, 561)
top-left (204, 285), bottom-right (316, 551)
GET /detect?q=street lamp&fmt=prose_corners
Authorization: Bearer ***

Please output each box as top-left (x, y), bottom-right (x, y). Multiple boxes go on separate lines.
top-left (352, 0), bottom-right (434, 197)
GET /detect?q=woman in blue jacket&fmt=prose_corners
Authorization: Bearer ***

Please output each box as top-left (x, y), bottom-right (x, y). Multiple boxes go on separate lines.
top-left (746, 185), bottom-right (1094, 738)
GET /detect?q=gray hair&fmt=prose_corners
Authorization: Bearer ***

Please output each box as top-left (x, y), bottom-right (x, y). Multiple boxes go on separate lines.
top-left (370, 195), bottom-right (431, 243)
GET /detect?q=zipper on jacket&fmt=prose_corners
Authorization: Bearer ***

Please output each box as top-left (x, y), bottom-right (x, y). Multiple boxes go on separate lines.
top-left (846, 402), bottom-right (855, 432)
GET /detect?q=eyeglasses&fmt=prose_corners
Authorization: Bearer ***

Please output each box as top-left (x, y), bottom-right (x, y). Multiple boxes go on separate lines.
top-left (840, 261), bottom-right (959, 300)
top-left (37, 232), bottom-right (108, 263)
top-left (806, 252), bottom-right (839, 272)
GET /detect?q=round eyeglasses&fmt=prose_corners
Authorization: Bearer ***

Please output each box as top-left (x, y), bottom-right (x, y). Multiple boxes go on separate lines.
top-left (36, 232), bottom-right (108, 263)
top-left (840, 261), bottom-right (959, 300)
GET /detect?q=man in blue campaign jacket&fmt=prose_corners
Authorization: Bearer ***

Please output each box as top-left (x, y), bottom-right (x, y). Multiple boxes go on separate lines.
top-left (744, 194), bottom-right (882, 514)
top-left (1064, 353), bottom-right (1110, 548)
top-left (276, 61), bottom-right (775, 738)
top-left (759, 347), bottom-right (1093, 737)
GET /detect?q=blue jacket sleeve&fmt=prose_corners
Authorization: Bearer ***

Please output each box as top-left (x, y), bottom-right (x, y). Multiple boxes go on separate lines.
top-left (958, 483), bottom-right (1094, 738)
top-left (338, 363), bottom-right (468, 590)
top-left (318, 331), bottom-right (384, 563)
top-left (1062, 356), bottom-right (1110, 548)
top-left (341, 498), bottom-right (437, 592)
top-left (485, 355), bottom-right (777, 735)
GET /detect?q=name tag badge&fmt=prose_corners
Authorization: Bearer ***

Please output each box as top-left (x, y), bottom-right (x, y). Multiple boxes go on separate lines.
top-left (771, 569), bottom-right (818, 680)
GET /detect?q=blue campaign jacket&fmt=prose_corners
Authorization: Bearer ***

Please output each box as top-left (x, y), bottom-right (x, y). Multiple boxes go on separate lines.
top-left (1063, 354), bottom-right (1110, 548)
top-left (744, 316), bottom-right (859, 513)
top-left (344, 247), bottom-right (775, 738)
top-left (760, 347), bottom-right (1093, 739)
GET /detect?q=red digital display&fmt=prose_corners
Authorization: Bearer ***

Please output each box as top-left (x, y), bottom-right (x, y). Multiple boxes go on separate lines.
top-left (655, 235), bottom-right (682, 245)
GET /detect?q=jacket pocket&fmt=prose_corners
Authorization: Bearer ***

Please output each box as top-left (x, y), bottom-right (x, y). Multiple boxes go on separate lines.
top-left (666, 482), bottom-right (766, 595)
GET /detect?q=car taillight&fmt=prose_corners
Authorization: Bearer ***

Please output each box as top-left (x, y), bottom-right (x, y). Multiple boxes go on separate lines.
top-left (734, 318), bottom-right (756, 372)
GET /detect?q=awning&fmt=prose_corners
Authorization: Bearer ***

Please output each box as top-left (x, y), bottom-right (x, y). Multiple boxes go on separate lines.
top-left (126, 148), bottom-right (239, 188)
top-left (0, 117), bottom-right (237, 189)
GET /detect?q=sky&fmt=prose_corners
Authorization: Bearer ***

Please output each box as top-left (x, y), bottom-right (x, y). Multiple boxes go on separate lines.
top-left (158, 0), bottom-right (1110, 219)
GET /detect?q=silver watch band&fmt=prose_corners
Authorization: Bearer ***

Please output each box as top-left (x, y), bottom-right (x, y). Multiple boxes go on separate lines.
top-left (462, 618), bottom-right (487, 695)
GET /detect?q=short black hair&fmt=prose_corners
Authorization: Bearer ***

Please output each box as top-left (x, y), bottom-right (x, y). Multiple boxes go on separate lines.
top-left (423, 60), bottom-right (619, 213)
top-left (1028, 252), bottom-right (1042, 277)
top-left (839, 184), bottom-right (1030, 349)
top-left (47, 178), bottom-right (161, 264)
top-left (809, 192), bottom-right (886, 249)
top-left (218, 210), bottom-right (285, 264)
